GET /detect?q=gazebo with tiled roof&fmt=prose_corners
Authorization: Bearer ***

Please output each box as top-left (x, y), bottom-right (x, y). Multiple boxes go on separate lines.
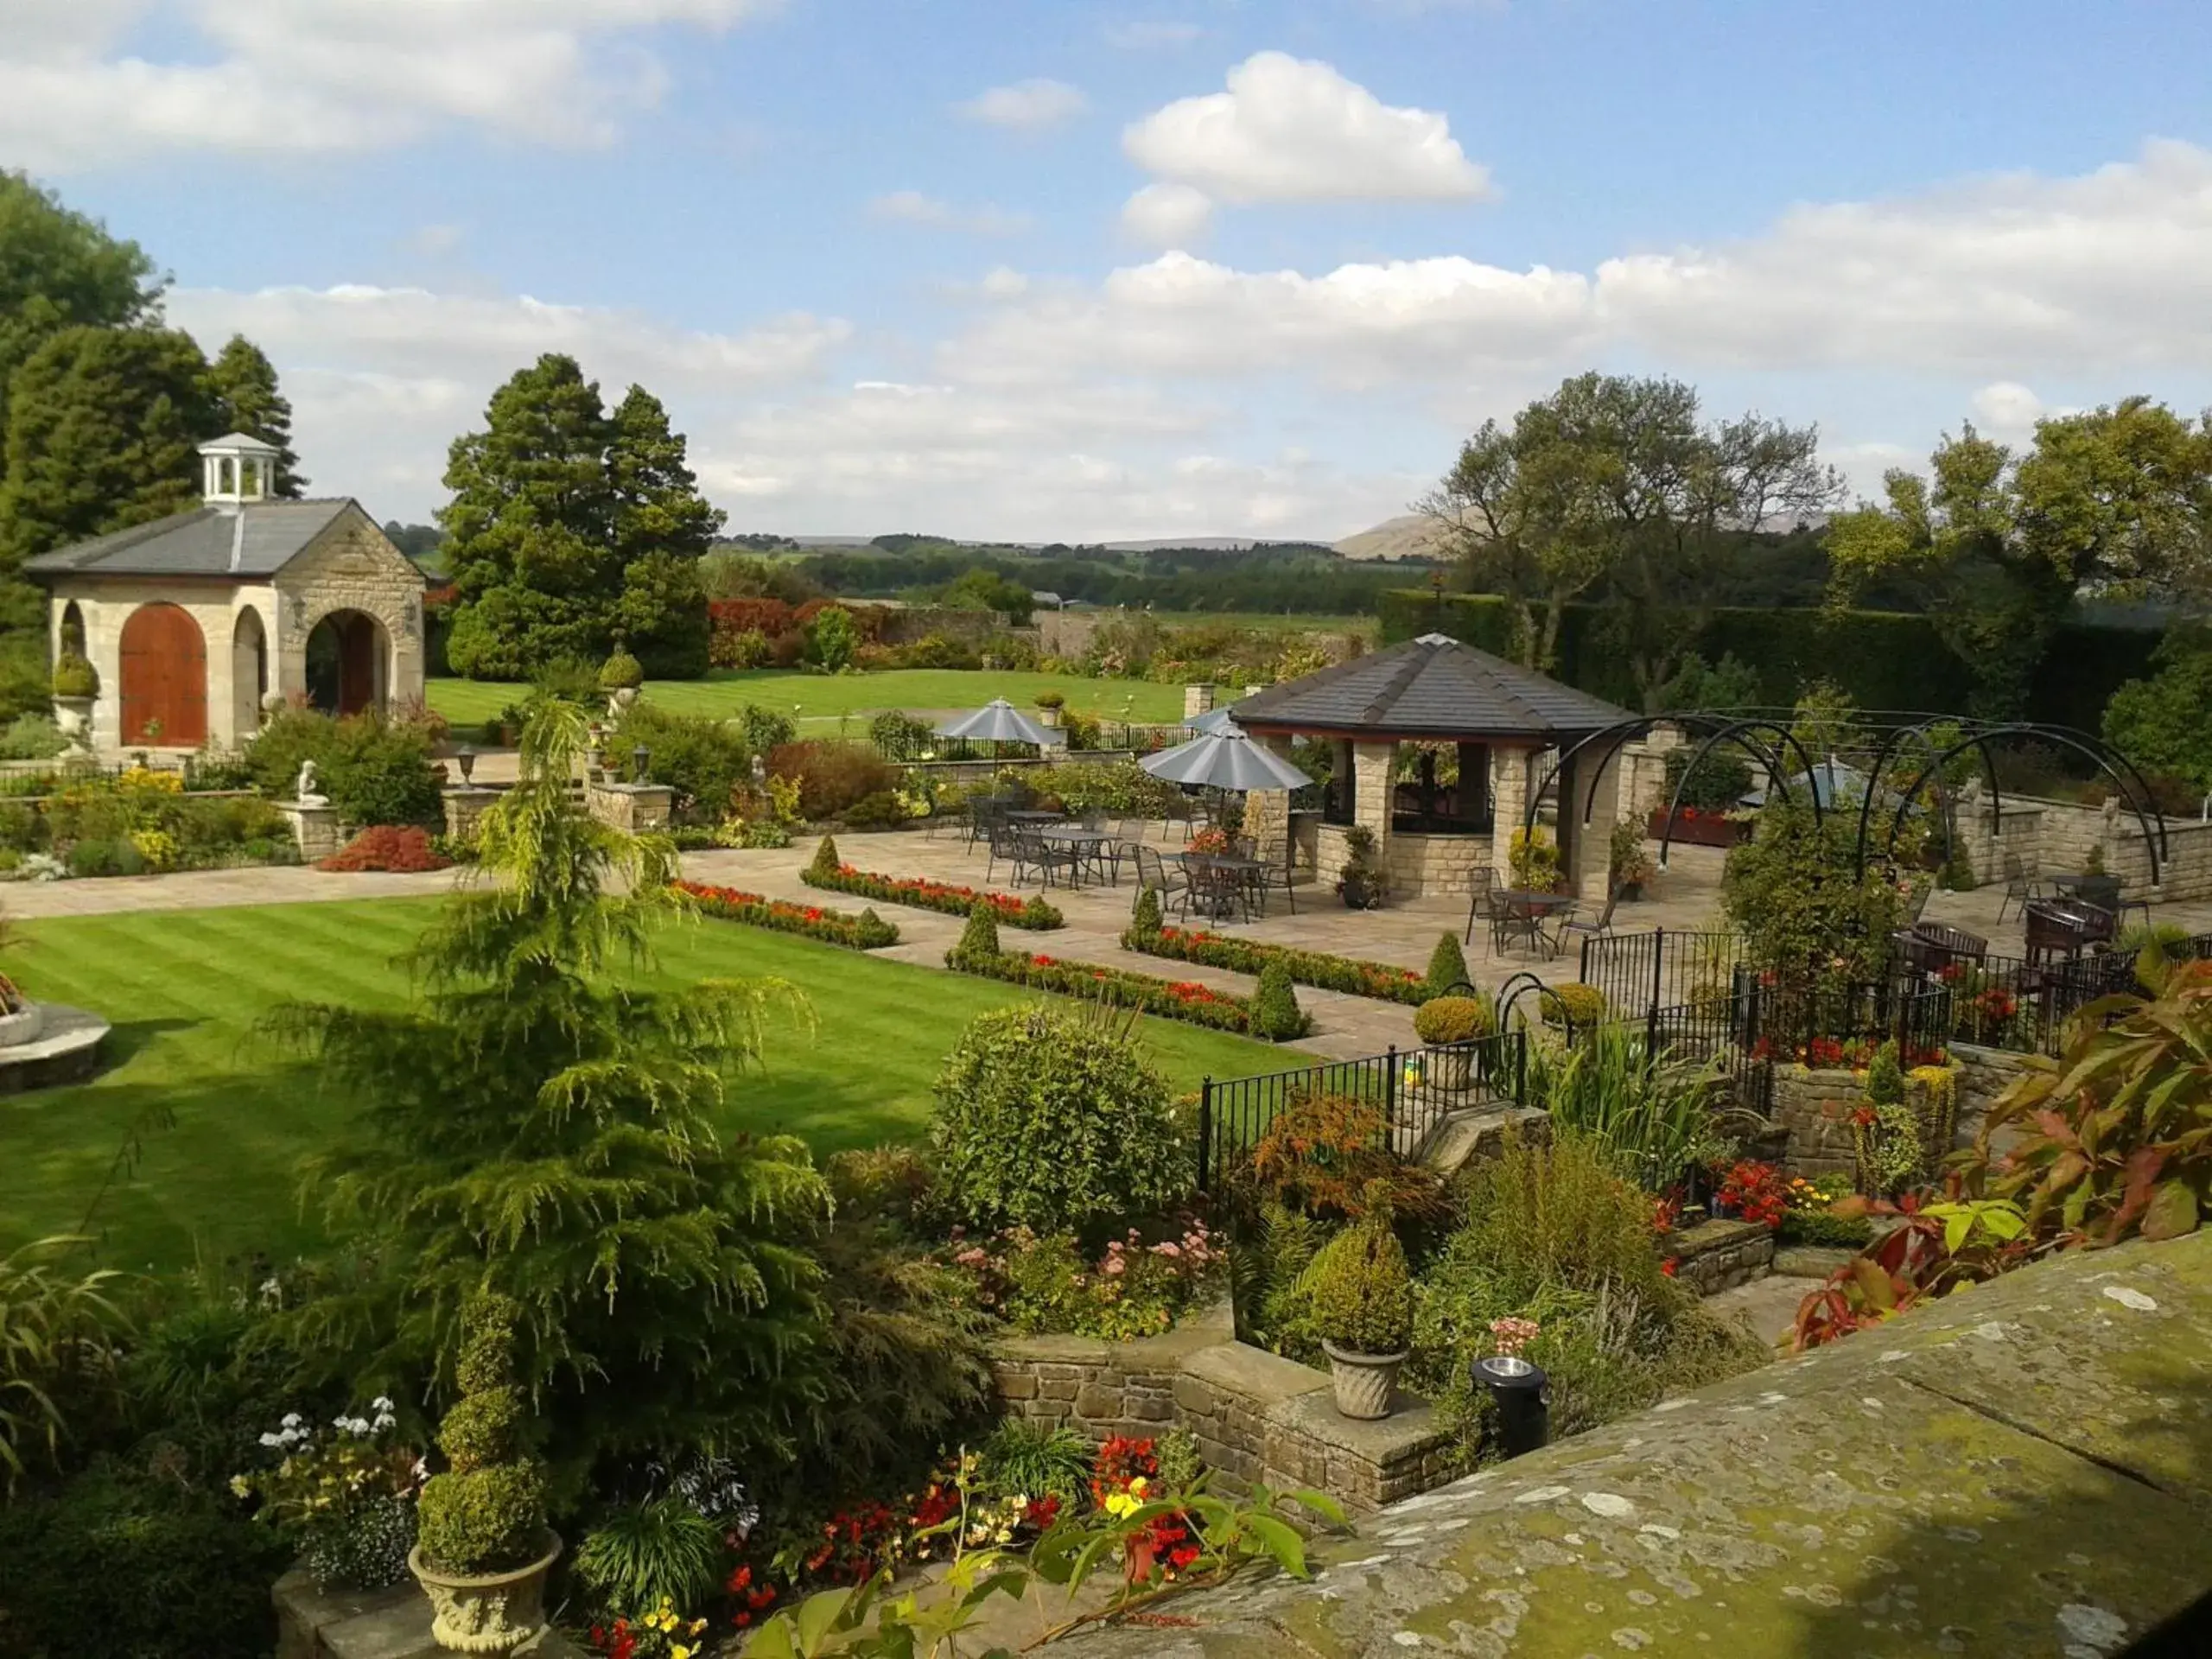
top-left (1228, 632), bottom-right (1631, 899)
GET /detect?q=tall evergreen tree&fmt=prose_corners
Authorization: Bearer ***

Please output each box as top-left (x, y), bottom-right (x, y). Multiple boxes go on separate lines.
top-left (0, 172), bottom-right (166, 476)
top-left (0, 323), bottom-right (214, 568)
top-left (207, 334), bottom-right (305, 496)
top-left (274, 702), bottom-right (832, 1473)
top-left (439, 359), bottom-right (718, 679)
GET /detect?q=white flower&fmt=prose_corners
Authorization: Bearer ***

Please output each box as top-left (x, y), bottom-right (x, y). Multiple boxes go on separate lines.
top-left (281, 1413), bottom-right (302, 1428)
top-left (373, 1411), bottom-right (397, 1432)
top-left (371, 1396), bottom-right (394, 1412)
top-left (258, 1433), bottom-right (282, 1447)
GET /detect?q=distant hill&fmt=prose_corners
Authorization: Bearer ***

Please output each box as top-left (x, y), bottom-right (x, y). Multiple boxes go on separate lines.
top-left (1336, 513), bottom-right (1448, 563)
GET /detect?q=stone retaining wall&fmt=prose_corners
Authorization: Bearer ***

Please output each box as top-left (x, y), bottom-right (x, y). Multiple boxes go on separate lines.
top-left (991, 1305), bottom-right (1453, 1515)
top-left (1772, 1043), bottom-right (2034, 1182)
top-left (1663, 1217), bottom-right (1774, 1294)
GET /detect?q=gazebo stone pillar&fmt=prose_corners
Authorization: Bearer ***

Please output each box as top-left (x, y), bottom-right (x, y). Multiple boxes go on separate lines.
top-left (1352, 741), bottom-right (1396, 866)
top-left (1489, 746), bottom-right (1532, 882)
top-left (1565, 750), bottom-right (1624, 901)
top-left (1243, 732), bottom-right (1299, 869)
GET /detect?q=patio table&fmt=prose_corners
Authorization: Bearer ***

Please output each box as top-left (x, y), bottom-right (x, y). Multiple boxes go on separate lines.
top-left (1038, 824), bottom-right (1117, 886)
top-left (1176, 851), bottom-right (1266, 921)
top-left (1494, 888), bottom-right (1573, 957)
top-left (1003, 810), bottom-right (1065, 825)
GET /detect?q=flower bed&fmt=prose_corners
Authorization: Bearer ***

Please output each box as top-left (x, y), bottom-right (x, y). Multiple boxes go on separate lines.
top-left (945, 939), bottom-right (1282, 1037)
top-left (945, 1219), bottom-right (1222, 1341)
top-left (1123, 918), bottom-right (1428, 1006)
top-left (1649, 804), bottom-right (1750, 848)
top-left (805, 861), bottom-right (1062, 930)
top-left (677, 880), bottom-right (899, 950)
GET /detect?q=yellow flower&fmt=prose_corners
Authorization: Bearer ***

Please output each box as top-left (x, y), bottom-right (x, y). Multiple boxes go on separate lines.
top-left (1103, 1491), bottom-right (1141, 1520)
top-left (672, 1645), bottom-right (693, 1659)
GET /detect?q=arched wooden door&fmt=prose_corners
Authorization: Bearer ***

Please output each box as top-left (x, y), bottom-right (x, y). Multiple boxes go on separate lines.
top-left (118, 603), bottom-right (207, 746)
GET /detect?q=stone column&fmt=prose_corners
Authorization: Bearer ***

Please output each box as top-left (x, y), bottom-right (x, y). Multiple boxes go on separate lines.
top-left (1243, 732), bottom-right (1299, 871)
top-left (1489, 745), bottom-right (1530, 881)
top-left (1184, 683), bottom-right (1216, 719)
top-left (1351, 741), bottom-right (1396, 872)
top-left (1568, 751), bottom-right (1624, 900)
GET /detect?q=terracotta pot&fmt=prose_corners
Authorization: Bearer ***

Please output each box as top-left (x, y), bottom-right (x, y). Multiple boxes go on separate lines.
top-left (408, 1532), bottom-right (561, 1654)
top-left (1322, 1341), bottom-right (1407, 1420)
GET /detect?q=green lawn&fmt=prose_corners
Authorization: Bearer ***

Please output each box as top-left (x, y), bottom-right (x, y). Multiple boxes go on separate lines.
top-left (427, 670), bottom-right (1187, 730)
top-left (0, 899), bottom-right (1279, 1271)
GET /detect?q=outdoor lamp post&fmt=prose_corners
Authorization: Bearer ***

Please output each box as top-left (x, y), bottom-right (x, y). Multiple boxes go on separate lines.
top-left (456, 747), bottom-right (477, 785)
top-left (1471, 1355), bottom-right (1548, 1457)
top-left (632, 745), bottom-right (650, 784)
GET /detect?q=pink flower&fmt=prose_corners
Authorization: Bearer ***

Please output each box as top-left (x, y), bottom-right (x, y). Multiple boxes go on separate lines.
top-left (1103, 1255), bottom-right (1127, 1277)
top-left (1150, 1242), bottom-right (1182, 1259)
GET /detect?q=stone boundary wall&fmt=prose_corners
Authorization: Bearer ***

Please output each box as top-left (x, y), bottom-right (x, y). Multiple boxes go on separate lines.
top-left (1664, 1217), bottom-right (1774, 1295)
top-left (1959, 794), bottom-right (2212, 901)
top-left (1772, 1043), bottom-right (2035, 1181)
top-left (991, 1305), bottom-right (1453, 1515)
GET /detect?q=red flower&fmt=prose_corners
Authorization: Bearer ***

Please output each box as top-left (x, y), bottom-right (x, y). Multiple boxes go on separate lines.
top-left (1661, 1257), bottom-right (1679, 1277)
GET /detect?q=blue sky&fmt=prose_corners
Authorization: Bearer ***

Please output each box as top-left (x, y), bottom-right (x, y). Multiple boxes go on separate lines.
top-left (8, 0), bottom-right (2211, 540)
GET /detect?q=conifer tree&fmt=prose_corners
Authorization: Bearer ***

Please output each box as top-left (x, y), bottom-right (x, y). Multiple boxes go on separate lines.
top-left (207, 334), bottom-right (305, 495)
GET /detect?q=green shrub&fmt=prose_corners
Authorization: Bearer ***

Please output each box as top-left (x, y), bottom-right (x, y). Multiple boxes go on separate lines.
top-left (976, 1419), bottom-right (1092, 1506)
top-left (1543, 982), bottom-right (1607, 1027)
top-left (2101, 635), bottom-right (2212, 793)
top-left (415, 1295), bottom-right (547, 1575)
top-left (1453, 1131), bottom-right (1671, 1306)
top-left (930, 1003), bottom-right (1189, 1233)
top-left (616, 702), bottom-right (753, 825)
top-left (245, 708), bottom-right (441, 827)
top-left (50, 652), bottom-right (98, 698)
top-left (806, 606), bottom-right (859, 671)
top-left (868, 709), bottom-right (935, 760)
top-left (1249, 962), bottom-right (1308, 1041)
top-left (1523, 1027), bottom-right (1735, 1192)
top-left (765, 740), bottom-right (897, 820)
top-left (740, 703), bottom-right (797, 754)
top-left (67, 836), bottom-right (143, 878)
top-left (1129, 884), bottom-right (1164, 937)
top-left (0, 713), bottom-right (67, 760)
top-left (808, 834), bottom-right (841, 880)
top-left (822, 1145), bottom-right (936, 1223)
top-left (598, 650), bottom-right (645, 691)
top-left (1424, 931), bottom-right (1469, 998)
top-left (1414, 995), bottom-right (1492, 1046)
top-left (839, 791), bottom-right (906, 830)
top-left (1301, 1205), bottom-right (1412, 1356)
top-left (573, 1497), bottom-right (724, 1620)
top-left (950, 901), bottom-right (1002, 965)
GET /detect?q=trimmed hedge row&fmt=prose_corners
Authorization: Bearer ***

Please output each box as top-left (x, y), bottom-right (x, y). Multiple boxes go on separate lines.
top-left (944, 906), bottom-right (1307, 1039)
top-left (1378, 590), bottom-right (2160, 730)
top-left (803, 836), bottom-right (1063, 928)
top-left (1122, 899), bottom-right (1431, 1007)
top-left (677, 880), bottom-right (900, 950)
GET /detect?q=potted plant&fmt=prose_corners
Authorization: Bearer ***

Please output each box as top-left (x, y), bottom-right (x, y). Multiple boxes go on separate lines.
top-left (1414, 995), bottom-right (1493, 1090)
top-left (1309, 1189), bottom-right (1414, 1419)
top-left (409, 1294), bottom-right (560, 1653)
top-left (50, 652), bottom-right (98, 749)
top-left (2076, 842), bottom-right (2121, 912)
top-left (1033, 689), bottom-right (1066, 729)
top-left (1508, 827), bottom-right (1561, 893)
top-left (1609, 818), bottom-right (1655, 900)
top-left (598, 650), bottom-right (644, 717)
top-left (1336, 826), bottom-right (1387, 910)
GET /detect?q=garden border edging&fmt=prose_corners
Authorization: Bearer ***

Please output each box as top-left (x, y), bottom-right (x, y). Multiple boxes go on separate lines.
top-left (990, 1301), bottom-right (1453, 1516)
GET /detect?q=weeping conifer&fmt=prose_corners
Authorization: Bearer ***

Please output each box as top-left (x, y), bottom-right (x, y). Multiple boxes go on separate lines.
top-left (273, 700), bottom-right (830, 1478)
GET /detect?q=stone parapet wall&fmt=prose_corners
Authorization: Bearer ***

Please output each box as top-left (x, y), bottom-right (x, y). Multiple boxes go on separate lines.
top-left (1385, 829), bottom-right (1491, 898)
top-left (1958, 795), bottom-right (2212, 901)
top-left (1664, 1217), bottom-right (1775, 1295)
top-left (1772, 1044), bottom-right (2034, 1181)
top-left (585, 781), bottom-right (673, 833)
top-left (992, 1306), bottom-right (1453, 1515)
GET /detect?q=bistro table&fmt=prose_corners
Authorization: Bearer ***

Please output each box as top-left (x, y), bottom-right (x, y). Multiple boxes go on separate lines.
top-left (1493, 889), bottom-right (1575, 957)
top-left (1004, 809), bottom-right (1066, 826)
top-left (1038, 823), bottom-right (1118, 886)
top-left (1176, 851), bottom-right (1268, 921)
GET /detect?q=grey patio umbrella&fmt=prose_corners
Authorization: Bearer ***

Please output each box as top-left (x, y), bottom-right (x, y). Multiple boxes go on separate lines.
top-left (1181, 704), bottom-right (1244, 735)
top-left (1738, 757), bottom-right (1872, 810)
top-left (1141, 728), bottom-right (1312, 791)
top-left (934, 697), bottom-right (1058, 747)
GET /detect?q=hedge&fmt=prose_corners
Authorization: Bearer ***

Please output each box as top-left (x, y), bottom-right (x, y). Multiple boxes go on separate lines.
top-left (677, 880), bottom-right (899, 950)
top-left (1378, 590), bottom-right (2161, 729)
top-left (803, 838), bottom-right (1063, 929)
top-left (1123, 913), bottom-right (1430, 1007)
top-left (944, 934), bottom-right (1306, 1039)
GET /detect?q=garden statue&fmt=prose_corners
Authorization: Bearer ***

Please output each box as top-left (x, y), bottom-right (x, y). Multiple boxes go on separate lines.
top-left (296, 759), bottom-right (329, 808)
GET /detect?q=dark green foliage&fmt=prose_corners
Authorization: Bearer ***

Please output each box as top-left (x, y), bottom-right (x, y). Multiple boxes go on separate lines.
top-left (0, 1463), bottom-right (288, 1658)
top-left (615, 702), bottom-right (751, 824)
top-left (809, 834), bottom-right (841, 880)
top-left (49, 653), bottom-right (96, 698)
top-left (838, 791), bottom-right (906, 830)
top-left (977, 1419), bottom-right (1092, 1505)
top-left (1303, 1207), bottom-right (1413, 1355)
top-left (245, 708), bottom-right (441, 827)
top-left (930, 1003), bottom-right (1189, 1233)
top-left (740, 703), bottom-right (798, 755)
top-left (416, 1294), bottom-right (547, 1575)
top-left (598, 651), bottom-right (644, 691)
top-left (574, 1497), bottom-right (724, 1620)
top-left (206, 334), bottom-right (303, 495)
top-left (868, 709), bottom-right (935, 760)
top-left (0, 323), bottom-right (213, 567)
top-left (951, 902), bottom-right (1001, 965)
top-left (1722, 796), bottom-right (1906, 994)
top-left (1661, 743), bottom-right (1754, 812)
top-left (439, 359), bottom-right (722, 678)
top-left (806, 606), bottom-right (859, 671)
top-left (270, 703), bottom-right (832, 1481)
top-left (2101, 632), bottom-right (2212, 791)
top-left (1124, 918), bottom-right (1434, 1007)
top-left (1249, 962), bottom-right (1308, 1041)
top-left (1424, 931), bottom-right (1469, 998)
top-left (1130, 884), bottom-right (1163, 937)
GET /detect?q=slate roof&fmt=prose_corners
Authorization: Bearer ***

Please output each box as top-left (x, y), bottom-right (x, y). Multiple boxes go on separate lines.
top-left (1230, 632), bottom-right (1629, 741)
top-left (24, 499), bottom-right (361, 580)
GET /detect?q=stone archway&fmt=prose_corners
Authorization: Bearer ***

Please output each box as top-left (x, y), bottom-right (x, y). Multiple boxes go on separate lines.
top-left (232, 609), bottom-right (270, 738)
top-left (118, 603), bottom-right (207, 746)
top-left (305, 609), bottom-right (389, 716)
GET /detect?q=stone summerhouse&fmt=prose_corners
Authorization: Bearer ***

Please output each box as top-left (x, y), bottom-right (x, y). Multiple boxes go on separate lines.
top-left (1230, 632), bottom-right (1631, 899)
top-left (25, 435), bottom-right (427, 754)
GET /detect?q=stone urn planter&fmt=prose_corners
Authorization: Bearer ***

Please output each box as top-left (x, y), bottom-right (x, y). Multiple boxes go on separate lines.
top-left (52, 696), bottom-right (94, 753)
top-left (0, 1002), bottom-right (44, 1047)
top-left (1429, 1045), bottom-right (1475, 1091)
top-left (408, 1533), bottom-right (561, 1654)
top-left (1322, 1341), bottom-right (1407, 1421)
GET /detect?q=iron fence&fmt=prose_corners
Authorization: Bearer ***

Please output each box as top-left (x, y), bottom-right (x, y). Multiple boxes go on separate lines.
top-left (1195, 1029), bottom-right (1525, 1190)
top-left (1578, 928), bottom-right (1739, 1015)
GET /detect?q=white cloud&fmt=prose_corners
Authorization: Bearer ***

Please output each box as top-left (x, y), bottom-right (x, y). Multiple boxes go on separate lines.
top-left (1969, 381), bottom-right (2046, 434)
top-left (0, 0), bottom-right (774, 169)
top-left (1120, 182), bottom-right (1216, 248)
top-left (1103, 20), bottom-right (1203, 49)
top-left (868, 191), bottom-right (1030, 237)
top-left (957, 78), bottom-right (1089, 131)
top-left (1122, 51), bottom-right (1491, 205)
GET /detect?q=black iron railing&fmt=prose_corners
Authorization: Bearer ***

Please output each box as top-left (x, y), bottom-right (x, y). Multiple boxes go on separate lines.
top-left (1195, 1029), bottom-right (1525, 1190)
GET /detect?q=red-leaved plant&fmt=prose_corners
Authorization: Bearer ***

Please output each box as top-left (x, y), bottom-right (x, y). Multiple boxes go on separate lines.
top-left (317, 825), bottom-right (450, 873)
